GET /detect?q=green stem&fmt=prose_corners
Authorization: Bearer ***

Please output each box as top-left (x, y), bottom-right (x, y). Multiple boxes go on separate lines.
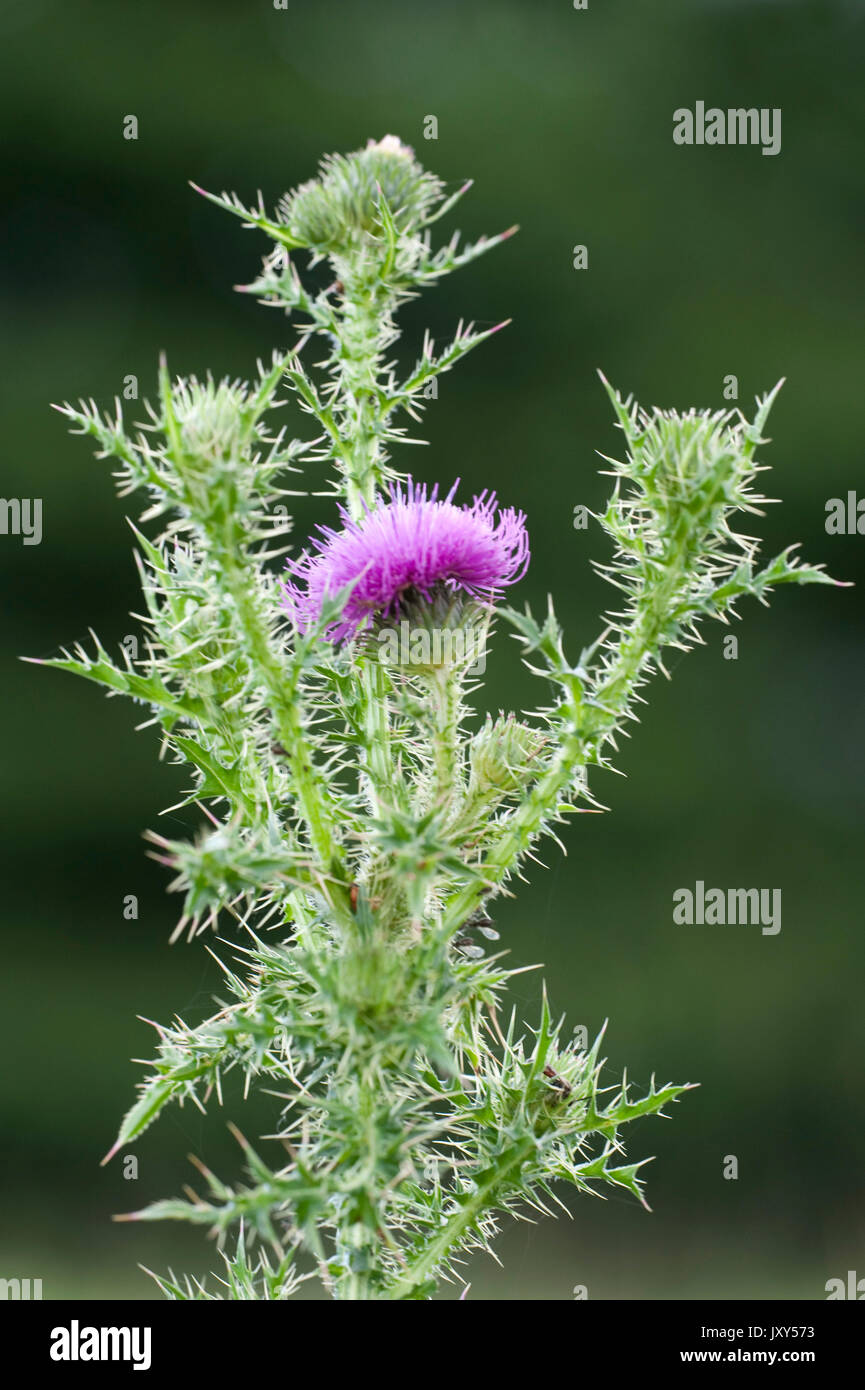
top-left (333, 265), bottom-right (394, 513)
top-left (359, 658), bottom-right (402, 818)
top-left (320, 260), bottom-right (409, 1286)
top-left (222, 554), bottom-right (353, 926)
top-left (387, 1139), bottom-right (536, 1299)
top-left (426, 665), bottom-right (462, 816)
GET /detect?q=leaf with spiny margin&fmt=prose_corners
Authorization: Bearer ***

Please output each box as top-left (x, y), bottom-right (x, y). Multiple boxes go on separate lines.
top-left (190, 184), bottom-right (306, 250)
top-left (588, 1077), bottom-right (697, 1136)
top-left (564, 1152), bottom-right (655, 1208)
top-left (108, 1063), bottom-right (212, 1158)
top-left (521, 986), bottom-right (555, 1089)
top-left (709, 546), bottom-right (838, 614)
top-left (416, 224), bottom-right (519, 282)
top-left (170, 735), bottom-right (251, 810)
top-left (373, 183), bottom-right (400, 279)
top-left (385, 320), bottom-right (512, 416)
top-left (125, 1161), bottom-right (330, 1249)
top-left (25, 635), bottom-right (203, 727)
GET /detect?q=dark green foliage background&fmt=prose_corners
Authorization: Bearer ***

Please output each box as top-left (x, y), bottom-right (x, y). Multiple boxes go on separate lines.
top-left (1, 0), bottom-right (862, 1299)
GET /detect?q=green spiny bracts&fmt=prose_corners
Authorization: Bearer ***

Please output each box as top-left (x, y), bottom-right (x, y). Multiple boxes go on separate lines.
top-left (280, 135), bottom-right (443, 257)
top-left (469, 714), bottom-right (549, 797)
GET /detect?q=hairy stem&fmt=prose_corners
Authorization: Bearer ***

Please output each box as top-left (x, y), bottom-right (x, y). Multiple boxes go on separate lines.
top-left (426, 665), bottom-right (463, 817)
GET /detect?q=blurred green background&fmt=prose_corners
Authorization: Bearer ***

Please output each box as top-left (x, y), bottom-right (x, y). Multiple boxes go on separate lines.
top-left (1, 0), bottom-right (863, 1301)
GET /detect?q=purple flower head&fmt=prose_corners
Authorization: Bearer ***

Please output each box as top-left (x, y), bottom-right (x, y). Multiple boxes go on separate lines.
top-left (282, 480), bottom-right (530, 643)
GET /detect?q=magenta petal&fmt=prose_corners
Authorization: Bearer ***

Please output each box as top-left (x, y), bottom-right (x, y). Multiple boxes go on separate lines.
top-left (282, 479), bottom-right (530, 642)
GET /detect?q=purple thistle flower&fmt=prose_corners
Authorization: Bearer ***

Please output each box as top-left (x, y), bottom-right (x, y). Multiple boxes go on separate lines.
top-left (282, 480), bottom-right (530, 643)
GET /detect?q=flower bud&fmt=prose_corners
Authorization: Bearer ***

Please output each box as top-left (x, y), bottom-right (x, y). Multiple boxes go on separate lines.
top-left (280, 136), bottom-right (441, 256)
top-left (469, 714), bottom-right (547, 795)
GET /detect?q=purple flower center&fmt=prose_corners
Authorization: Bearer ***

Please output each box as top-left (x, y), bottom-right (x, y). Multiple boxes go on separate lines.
top-left (282, 480), bottom-right (530, 643)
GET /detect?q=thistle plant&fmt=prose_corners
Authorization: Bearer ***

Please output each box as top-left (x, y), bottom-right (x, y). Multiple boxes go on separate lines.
top-left (41, 136), bottom-right (835, 1301)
